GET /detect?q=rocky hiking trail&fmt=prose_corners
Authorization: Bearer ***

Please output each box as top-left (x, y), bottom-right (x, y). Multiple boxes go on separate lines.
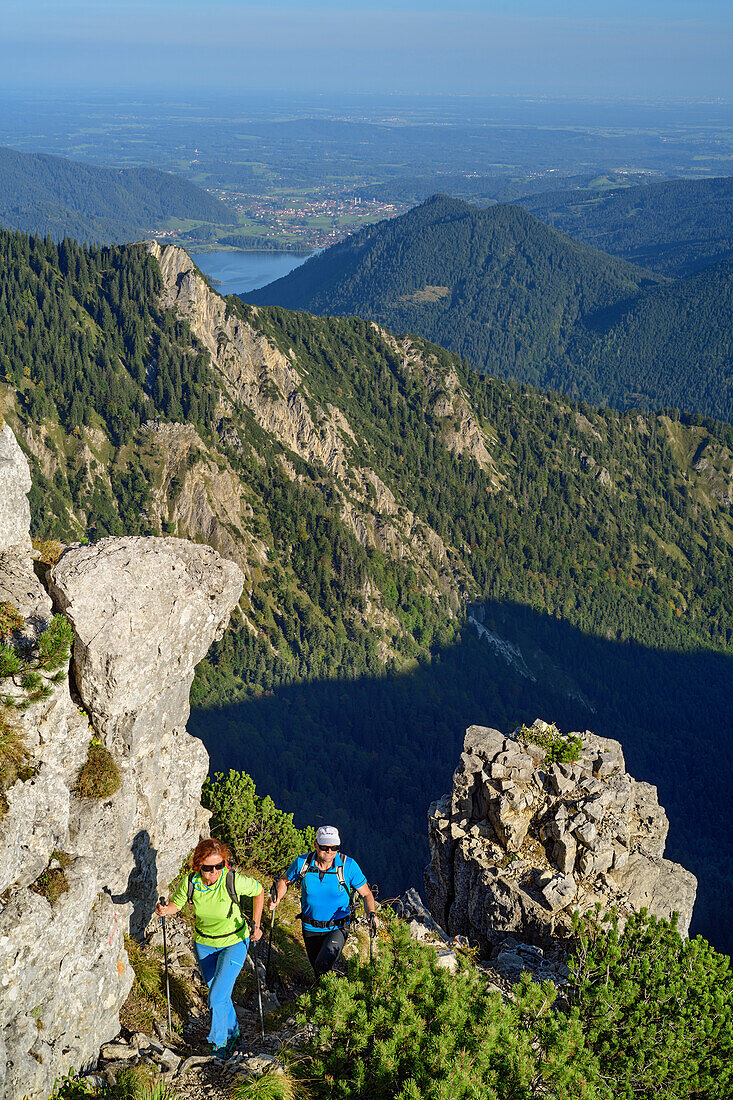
top-left (96, 907), bottom-right (315, 1099)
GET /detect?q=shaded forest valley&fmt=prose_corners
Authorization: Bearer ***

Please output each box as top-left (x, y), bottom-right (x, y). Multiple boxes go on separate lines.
top-left (191, 598), bottom-right (733, 954)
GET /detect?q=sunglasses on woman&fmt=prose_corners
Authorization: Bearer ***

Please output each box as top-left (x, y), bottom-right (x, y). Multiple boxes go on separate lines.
top-left (200, 860), bottom-right (226, 872)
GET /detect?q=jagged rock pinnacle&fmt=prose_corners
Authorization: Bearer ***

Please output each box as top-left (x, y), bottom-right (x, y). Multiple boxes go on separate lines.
top-left (424, 719), bottom-right (697, 954)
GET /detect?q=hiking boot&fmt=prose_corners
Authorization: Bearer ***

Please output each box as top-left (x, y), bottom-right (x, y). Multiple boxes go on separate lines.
top-left (211, 1043), bottom-right (228, 1061)
top-left (225, 1029), bottom-right (240, 1055)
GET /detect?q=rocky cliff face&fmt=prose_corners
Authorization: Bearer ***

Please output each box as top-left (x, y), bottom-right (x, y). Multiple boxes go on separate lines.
top-left (425, 720), bottom-right (697, 954)
top-left (0, 429), bottom-right (243, 1100)
top-left (0, 424), bottom-right (32, 554)
top-left (148, 242), bottom-right (475, 616)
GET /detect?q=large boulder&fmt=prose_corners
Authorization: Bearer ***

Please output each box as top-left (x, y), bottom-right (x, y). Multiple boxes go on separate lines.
top-left (425, 720), bottom-right (697, 956)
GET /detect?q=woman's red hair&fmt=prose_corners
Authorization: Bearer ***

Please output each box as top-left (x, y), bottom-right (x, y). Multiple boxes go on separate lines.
top-left (191, 838), bottom-right (232, 873)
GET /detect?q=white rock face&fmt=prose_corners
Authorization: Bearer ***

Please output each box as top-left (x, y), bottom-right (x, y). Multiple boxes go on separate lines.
top-left (49, 537), bottom-right (242, 760)
top-left (0, 431), bottom-right (244, 1100)
top-left (0, 423), bottom-right (32, 553)
top-left (425, 720), bottom-right (697, 955)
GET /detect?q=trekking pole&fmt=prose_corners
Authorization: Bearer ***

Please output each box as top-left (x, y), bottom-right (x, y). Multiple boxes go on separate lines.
top-left (367, 887), bottom-right (378, 965)
top-left (366, 913), bottom-right (376, 1024)
top-left (266, 882), bottom-right (277, 983)
top-left (158, 896), bottom-right (173, 1038)
top-left (253, 939), bottom-right (265, 1040)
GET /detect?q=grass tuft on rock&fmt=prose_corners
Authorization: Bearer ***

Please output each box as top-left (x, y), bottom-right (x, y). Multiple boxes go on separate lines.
top-left (231, 1068), bottom-right (309, 1100)
top-left (52, 1064), bottom-right (183, 1100)
top-left (74, 740), bottom-right (121, 800)
top-left (120, 937), bottom-right (191, 1035)
top-left (30, 850), bottom-right (72, 905)
top-left (115, 1065), bottom-right (182, 1100)
top-left (0, 601), bottom-right (24, 640)
top-left (32, 538), bottom-right (64, 566)
top-left (0, 703), bottom-right (28, 813)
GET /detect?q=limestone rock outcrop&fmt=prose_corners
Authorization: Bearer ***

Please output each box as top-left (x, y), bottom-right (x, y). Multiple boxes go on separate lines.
top-left (425, 720), bottom-right (697, 955)
top-left (48, 537), bottom-right (242, 767)
top-left (0, 423), bottom-right (32, 554)
top-left (0, 429), bottom-right (243, 1100)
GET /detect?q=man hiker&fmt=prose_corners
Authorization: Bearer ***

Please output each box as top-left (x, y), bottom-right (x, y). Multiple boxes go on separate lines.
top-left (269, 825), bottom-right (377, 978)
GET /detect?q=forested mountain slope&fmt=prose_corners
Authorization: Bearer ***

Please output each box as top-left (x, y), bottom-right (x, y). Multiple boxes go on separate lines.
top-left (246, 194), bottom-right (659, 378)
top-left (247, 194), bottom-right (733, 422)
top-left (520, 175), bottom-right (733, 276)
top-left (570, 257), bottom-right (733, 418)
top-left (2, 229), bottom-right (732, 949)
top-left (0, 146), bottom-right (236, 243)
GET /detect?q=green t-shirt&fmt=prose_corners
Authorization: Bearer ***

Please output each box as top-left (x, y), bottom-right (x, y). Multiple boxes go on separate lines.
top-left (170, 869), bottom-right (263, 948)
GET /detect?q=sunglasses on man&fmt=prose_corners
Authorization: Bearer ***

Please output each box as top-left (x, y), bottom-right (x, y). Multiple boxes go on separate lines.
top-left (317, 844), bottom-right (339, 852)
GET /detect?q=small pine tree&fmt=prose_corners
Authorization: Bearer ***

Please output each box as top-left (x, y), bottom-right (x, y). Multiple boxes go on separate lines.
top-left (202, 770), bottom-right (315, 876)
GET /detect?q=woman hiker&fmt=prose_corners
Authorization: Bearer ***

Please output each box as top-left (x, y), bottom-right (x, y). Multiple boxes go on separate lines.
top-left (155, 838), bottom-right (264, 1058)
top-left (269, 825), bottom-right (377, 979)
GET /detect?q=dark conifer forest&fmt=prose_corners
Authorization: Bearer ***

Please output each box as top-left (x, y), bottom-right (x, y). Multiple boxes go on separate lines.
top-left (0, 146), bottom-right (236, 244)
top-left (520, 175), bottom-right (733, 276)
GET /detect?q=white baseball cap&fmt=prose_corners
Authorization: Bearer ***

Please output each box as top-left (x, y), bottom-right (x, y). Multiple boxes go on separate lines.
top-left (316, 825), bottom-right (341, 847)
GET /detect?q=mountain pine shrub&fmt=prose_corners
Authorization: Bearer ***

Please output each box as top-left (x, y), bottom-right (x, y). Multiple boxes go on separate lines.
top-left (517, 721), bottom-right (582, 764)
top-left (293, 913), bottom-right (602, 1099)
top-left (36, 614), bottom-right (74, 672)
top-left (569, 909), bottom-right (733, 1099)
top-left (202, 770), bottom-right (315, 876)
top-left (0, 609), bottom-right (73, 708)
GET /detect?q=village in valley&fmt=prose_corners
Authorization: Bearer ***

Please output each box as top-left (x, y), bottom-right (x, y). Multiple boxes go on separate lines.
top-left (207, 187), bottom-right (404, 249)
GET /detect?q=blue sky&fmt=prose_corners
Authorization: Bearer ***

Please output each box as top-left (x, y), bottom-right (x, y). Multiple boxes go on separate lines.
top-left (2, 1), bottom-right (732, 99)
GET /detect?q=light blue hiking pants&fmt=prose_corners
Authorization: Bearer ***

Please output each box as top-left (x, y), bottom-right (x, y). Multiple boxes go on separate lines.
top-left (194, 938), bottom-right (248, 1048)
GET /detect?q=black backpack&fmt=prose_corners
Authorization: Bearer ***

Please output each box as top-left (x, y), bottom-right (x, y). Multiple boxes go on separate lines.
top-left (187, 866), bottom-right (249, 939)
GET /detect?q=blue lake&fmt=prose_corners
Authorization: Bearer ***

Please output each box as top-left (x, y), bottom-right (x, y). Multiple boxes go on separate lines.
top-left (189, 249), bottom-right (311, 297)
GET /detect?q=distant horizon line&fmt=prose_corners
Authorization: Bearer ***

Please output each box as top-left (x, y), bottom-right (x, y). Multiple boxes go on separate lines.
top-left (0, 86), bottom-right (732, 109)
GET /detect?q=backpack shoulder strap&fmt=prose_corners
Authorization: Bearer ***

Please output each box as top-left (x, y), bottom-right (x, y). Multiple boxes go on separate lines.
top-left (337, 855), bottom-right (359, 918)
top-left (225, 866), bottom-right (243, 916)
top-left (187, 871), bottom-right (195, 905)
top-left (293, 852), bottom-right (315, 887)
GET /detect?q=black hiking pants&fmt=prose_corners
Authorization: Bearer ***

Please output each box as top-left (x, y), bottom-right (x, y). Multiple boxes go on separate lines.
top-left (303, 927), bottom-right (348, 977)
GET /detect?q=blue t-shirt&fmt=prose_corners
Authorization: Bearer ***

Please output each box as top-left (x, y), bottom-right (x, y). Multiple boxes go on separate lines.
top-left (286, 852), bottom-right (366, 933)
